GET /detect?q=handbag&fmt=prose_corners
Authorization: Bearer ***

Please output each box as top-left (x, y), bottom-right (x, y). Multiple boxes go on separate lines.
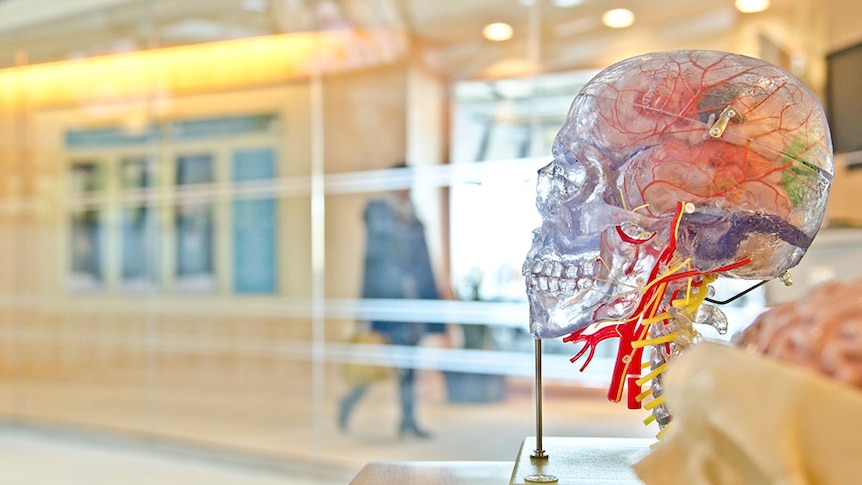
top-left (342, 330), bottom-right (393, 385)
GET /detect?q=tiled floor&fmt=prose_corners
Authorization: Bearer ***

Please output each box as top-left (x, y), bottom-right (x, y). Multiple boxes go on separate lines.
top-left (0, 421), bottom-right (342, 485)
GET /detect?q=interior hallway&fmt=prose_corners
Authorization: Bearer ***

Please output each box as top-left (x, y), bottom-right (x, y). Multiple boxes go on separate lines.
top-left (0, 372), bottom-right (655, 484)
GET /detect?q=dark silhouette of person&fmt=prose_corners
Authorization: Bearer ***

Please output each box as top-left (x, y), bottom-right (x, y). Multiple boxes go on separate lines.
top-left (339, 164), bottom-right (444, 438)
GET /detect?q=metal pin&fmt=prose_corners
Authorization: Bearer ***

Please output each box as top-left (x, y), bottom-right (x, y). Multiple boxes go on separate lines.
top-left (526, 338), bottom-right (558, 483)
top-left (705, 271), bottom-right (795, 306)
top-left (708, 106), bottom-right (738, 138)
top-left (705, 279), bottom-right (767, 305)
top-left (531, 338), bottom-right (548, 460)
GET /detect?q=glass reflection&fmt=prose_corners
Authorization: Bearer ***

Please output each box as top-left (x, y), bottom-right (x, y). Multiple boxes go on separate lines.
top-left (0, 0), bottom-right (838, 482)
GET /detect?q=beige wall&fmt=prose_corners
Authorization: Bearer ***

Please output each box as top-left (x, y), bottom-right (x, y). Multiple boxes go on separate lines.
top-left (825, 0), bottom-right (862, 52)
top-left (322, 64), bottom-right (408, 174)
top-left (826, 159), bottom-right (862, 226)
top-left (322, 63), bottom-right (408, 301)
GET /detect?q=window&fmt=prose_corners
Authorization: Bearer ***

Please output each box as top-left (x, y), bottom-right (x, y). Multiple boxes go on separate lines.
top-left (119, 157), bottom-right (159, 291)
top-left (64, 113), bottom-right (281, 295)
top-left (231, 148), bottom-right (277, 294)
top-left (175, 153), bottom-right (216, 292)
top-left (449, 71), bottom-right (597, 305)
top-left (68, 161), bottom-right (106, 291)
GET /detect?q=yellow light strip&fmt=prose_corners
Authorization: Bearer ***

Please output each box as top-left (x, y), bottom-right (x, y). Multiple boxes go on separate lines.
top-left (0, 28), bottom-right (406, 108)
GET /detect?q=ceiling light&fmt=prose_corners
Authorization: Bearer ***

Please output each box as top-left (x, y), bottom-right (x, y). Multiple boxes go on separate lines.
top-left (483, 22), bottom-right (514, 42)
top-left (241, 0), bottom-right (268, 13)
top-left (552, 0), bottom-right (584, 7)
top-left (602, 8), bottom-right (635, 28)
top-left (0, 31), bottom-right (405, 108)
top-left (735, 0), bottom-right (769, 13)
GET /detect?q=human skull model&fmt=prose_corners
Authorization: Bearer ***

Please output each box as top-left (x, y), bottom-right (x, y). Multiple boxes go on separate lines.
top-left (523, 50), bottom-right (833, 425)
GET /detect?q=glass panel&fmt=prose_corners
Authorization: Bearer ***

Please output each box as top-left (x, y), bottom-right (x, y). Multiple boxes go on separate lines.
top-left (0, 0), bottom-right (839, 483)
top-left (68, 161), bottom-right (105, 291)
top-left (120, 157), bottom-right (159, 291)
top-left (232, 147), bottom-right (277, 294)
top-left (175, 153), bottom-right (215, 292)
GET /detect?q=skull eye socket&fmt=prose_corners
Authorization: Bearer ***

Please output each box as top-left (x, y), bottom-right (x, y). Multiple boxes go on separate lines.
top-left (538, 162), bottom-right (585, 202)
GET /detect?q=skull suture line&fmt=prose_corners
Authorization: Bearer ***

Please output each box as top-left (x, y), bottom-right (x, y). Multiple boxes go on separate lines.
top-left (523, 50), bottom-right (833, 430)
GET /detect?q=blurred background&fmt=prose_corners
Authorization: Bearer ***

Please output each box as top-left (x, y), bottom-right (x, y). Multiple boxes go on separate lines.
top-left (0, 0), bottom-right (861, 483)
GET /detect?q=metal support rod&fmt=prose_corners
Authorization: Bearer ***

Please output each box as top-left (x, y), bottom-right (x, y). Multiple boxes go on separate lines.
top-left (531, 338), bottom-right (547, 459)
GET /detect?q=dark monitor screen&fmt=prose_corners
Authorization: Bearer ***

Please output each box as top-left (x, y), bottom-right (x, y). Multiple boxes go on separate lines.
top-left (826, 42), bottom-right (862, 154)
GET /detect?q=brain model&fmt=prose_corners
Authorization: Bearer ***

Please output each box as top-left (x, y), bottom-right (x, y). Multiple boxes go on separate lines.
top-left (736, 278), bottom-right (862, 389)
top-left (523, 50), bottom-right (833, 429)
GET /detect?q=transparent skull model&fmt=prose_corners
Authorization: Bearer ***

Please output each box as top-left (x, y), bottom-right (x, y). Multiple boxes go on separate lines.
top-left (523, 50), bottom-right (833, 431)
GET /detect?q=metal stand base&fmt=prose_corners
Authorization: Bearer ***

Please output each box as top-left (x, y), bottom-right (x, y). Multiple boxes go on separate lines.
top-left (510, 436), bottom-right (650, 485)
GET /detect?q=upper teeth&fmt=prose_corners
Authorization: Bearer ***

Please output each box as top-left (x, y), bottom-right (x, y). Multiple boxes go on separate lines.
top-left (523, 258), bottom-right (597, 294)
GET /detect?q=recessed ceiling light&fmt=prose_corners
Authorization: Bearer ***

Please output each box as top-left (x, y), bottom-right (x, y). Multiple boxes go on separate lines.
top-left (602, 8), bottom-right (635, 29)
top-left (735, 0), bottom-right (769, 13)
top-left (241, 0), bottom-right (268, 13)
top-left (552, 0), bottom-right (584, 7)
top-left (483, 22), bottom-right (514, 42)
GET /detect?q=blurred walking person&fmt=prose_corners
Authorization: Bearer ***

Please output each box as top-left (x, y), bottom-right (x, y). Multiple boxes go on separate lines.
top-left (339, 163), bottom-right (444, 438)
